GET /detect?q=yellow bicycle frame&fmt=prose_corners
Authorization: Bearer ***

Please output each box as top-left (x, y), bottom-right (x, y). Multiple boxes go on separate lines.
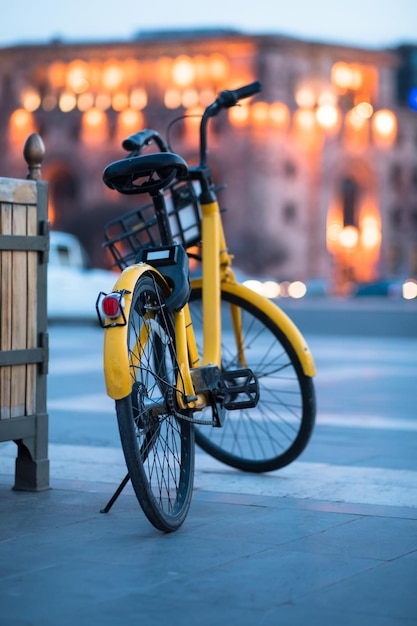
top-left (103, 196), bottom-right (315, 402)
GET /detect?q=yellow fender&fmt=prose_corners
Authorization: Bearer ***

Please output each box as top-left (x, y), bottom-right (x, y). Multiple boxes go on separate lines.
top-left (103, 263), bottom-right (169, 399)
top-left (191, 277), bottom-right (316, 377)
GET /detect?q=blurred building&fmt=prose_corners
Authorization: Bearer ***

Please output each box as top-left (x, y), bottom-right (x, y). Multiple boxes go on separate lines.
top-left (0, 30), bottom-right (416, 291)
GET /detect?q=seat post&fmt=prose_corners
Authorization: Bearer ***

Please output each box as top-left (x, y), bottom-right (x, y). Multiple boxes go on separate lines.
top-left (152, 190), bottom-right (174, 246)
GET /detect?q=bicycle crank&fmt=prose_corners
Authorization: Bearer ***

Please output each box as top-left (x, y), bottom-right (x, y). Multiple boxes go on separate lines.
top-left (191, 365), bottom-right (260, 427)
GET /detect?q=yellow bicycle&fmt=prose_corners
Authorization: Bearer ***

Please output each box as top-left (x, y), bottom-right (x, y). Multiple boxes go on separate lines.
top-left (97, 81), bottom-right (316, 532)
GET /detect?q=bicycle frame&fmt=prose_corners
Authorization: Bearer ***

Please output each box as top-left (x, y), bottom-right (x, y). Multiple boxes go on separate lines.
top-left (102, 80), bottom-right (315, 409)
top-left (102, 192), bottom-right (315, 407)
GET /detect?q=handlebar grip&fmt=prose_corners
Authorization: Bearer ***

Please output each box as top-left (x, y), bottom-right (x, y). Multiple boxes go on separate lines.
top-left (217, 81), bottom-right (262, 109)
top-left (232, 81), bottom-right (262, 103)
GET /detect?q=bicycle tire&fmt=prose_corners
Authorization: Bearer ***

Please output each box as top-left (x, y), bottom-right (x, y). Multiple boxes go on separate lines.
top-left (116, 274), bottom-right (195, 532)
top-left (189, 284), bottom-right (316, 473)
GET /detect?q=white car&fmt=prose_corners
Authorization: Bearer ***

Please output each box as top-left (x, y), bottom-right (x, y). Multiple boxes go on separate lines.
top-left (47, 231), bottom-right (118, 321)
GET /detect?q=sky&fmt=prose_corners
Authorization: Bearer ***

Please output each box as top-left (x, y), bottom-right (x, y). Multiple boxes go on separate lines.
top-left (1, 0), bottom-right (417, 49)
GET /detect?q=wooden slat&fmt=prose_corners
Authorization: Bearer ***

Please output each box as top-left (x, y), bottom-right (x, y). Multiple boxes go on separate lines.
top-left (10, 203), bottom-right (28, 418)
top-left (0, 202), bottom-right (12, 419)
top-left (26, 206), bottom-right (37, 416)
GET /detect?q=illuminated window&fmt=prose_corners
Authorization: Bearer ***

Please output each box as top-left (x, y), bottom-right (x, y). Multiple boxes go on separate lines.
top-left (228, 104), bottom-right (250, 126)
top-left (77, 92), bottom-right (94, 111)
top-left (22, 88), bottom-right (41, 112)
top-left (102, 61), bottom-right (124, 91)
top-left (251, 102), bottom-right (269, 125)
top-left (269, 102), bottom-right (289, 129)
top-left (67, 60), bottom-right (90, 93)
top-left (59, 91), bottom-right (77, 112)
top-left (172, 56), bottom-right (195, 87)
top-left (9, 109), bottom-right (36, 144)
top-left (81, 108), bottom-right (108, 144)
top-left (372, 109), bottom-right (397, 146)
top-left (112, 92), bottom-right (129, 111)
top-left (164, 89), bottom-right (182, 109)
top-left (130, 88), bottom-right (147, 110)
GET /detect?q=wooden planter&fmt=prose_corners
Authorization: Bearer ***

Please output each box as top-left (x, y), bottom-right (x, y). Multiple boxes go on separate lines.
top-left (0, 134), bottom-right (49, 491)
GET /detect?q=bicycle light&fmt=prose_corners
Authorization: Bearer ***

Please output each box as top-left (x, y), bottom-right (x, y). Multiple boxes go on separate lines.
top-left (102, 293), bottom-right (123, 318)
top-left (96, 290), bottom-right (129, 327)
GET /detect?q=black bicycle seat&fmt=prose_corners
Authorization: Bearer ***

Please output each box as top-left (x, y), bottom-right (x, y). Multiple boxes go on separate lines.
top-left (103, 152), bottom-right (189, 195)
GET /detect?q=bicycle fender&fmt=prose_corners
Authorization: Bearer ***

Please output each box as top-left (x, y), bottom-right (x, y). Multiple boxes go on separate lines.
top-left (190, 278), bottom-right (316, 377)
top-left (103, 263), bottom-right (169, 400)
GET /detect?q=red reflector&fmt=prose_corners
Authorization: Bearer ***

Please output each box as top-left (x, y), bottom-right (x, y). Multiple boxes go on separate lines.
top-left (102, 295), bottom-right (121, 318)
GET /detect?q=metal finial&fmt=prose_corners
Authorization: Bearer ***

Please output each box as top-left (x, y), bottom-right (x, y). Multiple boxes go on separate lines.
top-left (23, 133), bottom-right (45, 180)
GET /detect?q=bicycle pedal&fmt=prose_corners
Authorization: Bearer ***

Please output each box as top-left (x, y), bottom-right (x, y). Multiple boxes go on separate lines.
top-left (221, 368), bottom-right (259, 410)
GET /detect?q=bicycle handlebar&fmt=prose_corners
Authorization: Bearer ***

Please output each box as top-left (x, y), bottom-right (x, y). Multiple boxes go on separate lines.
top-left (211, 81), bottom-right (262, 112)
top-left (199, 81), bottom-right (262, 166)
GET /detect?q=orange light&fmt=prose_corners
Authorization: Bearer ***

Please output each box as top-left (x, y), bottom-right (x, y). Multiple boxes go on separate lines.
top-left (331, 62), bottom-right (353, 89)
top-left (82, 108), bottom-right (108, 144)
top-left (294, 108), bottom-right (316, 131)
top-left (130, 88), bottom-right (147, 110)
top-left (66, 60), bottom-right (89, 93)
top-left (339, 226), bottom-right (359, 248)
top-left (164, 89), bottom-right (182, 109)
top-left (22, 88), bottom-right (41, 112)
top-left (360, 216), bottom-right (381, 249)
top-left (208, 53), bottom-right (228, 81)
top-left (182, 88), bottom-right (199, 109)
top-left (251, 101), bottom-right (269, 125)
top-left (228, 105), bottom-right (250, 126)
top-left (77, 92), bottom-right (94, 112)
top-left (269, 102), bottom-right (290, 129)
top-left (172, 56), bottom-right (195, 87)
top-left (95, 93), bottom-right (112, 110)
top-left (354, 102), bottom-right (373, 119)
top-left (112, 92), bottom-right (129, 111)
top-left (10, 108), bottom-right (32, 129)
top-left (9, 109), bottom-right (36, 144)
top-left (102, 61), bottom-right (124, 91)
top-left (117, 108), bottom-right (144, 139)
top-left (48, 61), bottom-right (67, 89)
top-left (84, 107), bottom-right (105, 128)
top-left (316, 104), bottom-right (340, 130)
top-left (295, 86), bottom-right (316, 108)
top-left (59, 91), bottom-right (76, 112)
top-left (372, 109), bottom-right (396, 136)
top-left (327, 223), bottom-right (343, 242)
top-left (199, 88), bottom-right (216, 106)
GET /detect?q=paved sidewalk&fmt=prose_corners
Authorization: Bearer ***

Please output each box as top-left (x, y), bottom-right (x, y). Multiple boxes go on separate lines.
top-left (1, 468), bottom-right (416, 626)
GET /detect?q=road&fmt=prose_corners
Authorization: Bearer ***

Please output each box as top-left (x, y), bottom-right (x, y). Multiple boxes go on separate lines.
top-left (1, 302), bottom-right (417, 510)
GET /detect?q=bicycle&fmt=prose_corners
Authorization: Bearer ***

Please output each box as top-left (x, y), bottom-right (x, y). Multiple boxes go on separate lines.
top-left (96, 81), bottom-right (316, 532)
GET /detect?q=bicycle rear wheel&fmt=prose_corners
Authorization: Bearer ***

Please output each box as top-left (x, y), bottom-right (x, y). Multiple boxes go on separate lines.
top-left (189, 284), bottom-right (316, 473)
top-left (116, 274), bottom-right (194, 532)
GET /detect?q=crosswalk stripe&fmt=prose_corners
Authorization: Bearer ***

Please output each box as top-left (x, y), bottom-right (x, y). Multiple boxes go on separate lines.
top-left (47, 394), bottom-right (417, 432)
top-left (1, 441), bottom-right (416, 509)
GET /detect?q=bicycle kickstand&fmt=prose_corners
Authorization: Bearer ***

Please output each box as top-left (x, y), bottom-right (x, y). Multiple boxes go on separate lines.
top-left (100, 472), bottom-right (130, 514)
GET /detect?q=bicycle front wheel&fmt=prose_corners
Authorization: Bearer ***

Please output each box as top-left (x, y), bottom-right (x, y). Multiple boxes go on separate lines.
top-left (116, 274), bottom-right (194, 532)
top-left (189, 284), bottom-right (316, 473)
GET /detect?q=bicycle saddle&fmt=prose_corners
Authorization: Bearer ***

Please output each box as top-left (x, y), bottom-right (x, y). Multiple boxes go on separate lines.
top-left (103, 152), bottom-right (188, 195)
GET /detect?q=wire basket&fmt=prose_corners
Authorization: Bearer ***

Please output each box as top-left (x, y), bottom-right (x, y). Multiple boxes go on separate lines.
top-left (103, 180), bottom-right (202, 270)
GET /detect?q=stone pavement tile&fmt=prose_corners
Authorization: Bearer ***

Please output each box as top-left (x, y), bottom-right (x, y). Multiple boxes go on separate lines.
top-left (1, 481), bottom-right (416, 625)
top-left (278, 514), bottom-right (417, 561)
top-left (288, 550), bottom-right (417, 626)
